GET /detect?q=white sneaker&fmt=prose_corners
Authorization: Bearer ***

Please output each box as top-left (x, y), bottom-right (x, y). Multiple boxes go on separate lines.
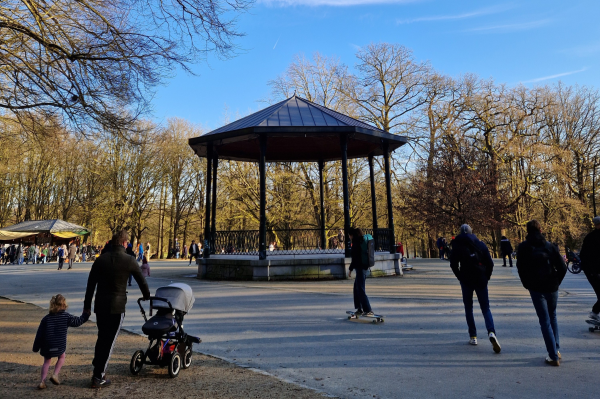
top-left (469, 337), bottom-right (478, 345)
top-left (589, 312), bottom-right (600, 321)
top-left (488, 332), bottom-right (501, 353)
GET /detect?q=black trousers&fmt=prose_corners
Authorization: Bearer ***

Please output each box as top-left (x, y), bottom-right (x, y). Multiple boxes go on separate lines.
top-left (93, 313), bottom-right (124, 379)
top-left (353, 268), bottom-right (372, 313)
top-left (584, 271), bottom-right (600, 314)
top-left (502, 253), bottom-right (513, 267)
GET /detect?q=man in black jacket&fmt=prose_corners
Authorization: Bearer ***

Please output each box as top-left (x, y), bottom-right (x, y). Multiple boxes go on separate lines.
top-left (84, 230), bottom-right (150, 388)
top-left (189, 240), bottom-right (199, 266)
top-left (579, 216), bottom-right (600, 321)
top-left (516, 220), bottom-right (567, 366)
top-left (500, 236), bottom-right (513, 267)
top-left (450, 224), bottom-right (501, 353)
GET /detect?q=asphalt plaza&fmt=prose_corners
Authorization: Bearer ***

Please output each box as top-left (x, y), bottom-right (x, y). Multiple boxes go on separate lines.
top-left (0, 258), bottom-right (598, 399)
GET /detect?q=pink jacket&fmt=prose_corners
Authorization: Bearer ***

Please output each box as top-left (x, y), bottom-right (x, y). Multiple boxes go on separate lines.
top-left (140, 262), bottom-right (150, 277)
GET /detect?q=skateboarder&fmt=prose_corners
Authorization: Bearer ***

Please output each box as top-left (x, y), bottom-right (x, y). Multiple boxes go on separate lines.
top-left (347, 227), bottom-right (373, 317)
top-left (579, 216), bottom-right (600, 321)
top-left (450, 224), bottom-right (501, 353)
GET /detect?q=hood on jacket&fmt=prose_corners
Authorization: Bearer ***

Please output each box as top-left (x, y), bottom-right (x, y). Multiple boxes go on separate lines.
top-left (525, 231), bottom-right (546, 247)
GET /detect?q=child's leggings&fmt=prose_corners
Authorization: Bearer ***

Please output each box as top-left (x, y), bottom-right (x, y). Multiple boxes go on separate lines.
top-left (41, 353), bottom-right (65, 381)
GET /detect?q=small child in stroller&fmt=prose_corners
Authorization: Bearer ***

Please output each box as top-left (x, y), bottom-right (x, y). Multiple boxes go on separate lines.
top-left (131, 283), bottom-right (201, 378)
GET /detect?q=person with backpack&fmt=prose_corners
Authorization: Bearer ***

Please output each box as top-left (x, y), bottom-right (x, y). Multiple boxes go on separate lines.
top-left (516, 220), bottom-right (567, 366)
top-left (450, 224), bottom-right (501, 353)
top-left (347, 227), bottom-right (375, 317)
top-left (576, 216), bottom-right (600, 321)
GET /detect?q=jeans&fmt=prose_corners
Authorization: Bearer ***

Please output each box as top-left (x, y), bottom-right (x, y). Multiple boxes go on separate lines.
top-left (529, 290), bottom-right (560, 361)
top-left (18, 256), bottom-right (23, 265)
top-left (502, 253), bottom-right (513, 267)
top-left (439, 249), bottom-right (444, 259)
top-left (460, 282), bottom-right (496, 337)
top-left (137, 252), bottom-right (143, 262)
top-left (353, 268), bottom-right (372, 313)
top-left (584, 271), bottom-right (600, 314)
top-left (83, 252), bottom-right (86, 262)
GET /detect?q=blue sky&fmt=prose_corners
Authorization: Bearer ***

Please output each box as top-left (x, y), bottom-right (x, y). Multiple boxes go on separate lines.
top-left (150, 0), bottom-right (600, 131)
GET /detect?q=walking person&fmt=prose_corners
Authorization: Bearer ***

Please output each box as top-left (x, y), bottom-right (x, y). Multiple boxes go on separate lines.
top-left (500, 236), bottom-right (514, 267)
top-left (516, 220), bottom-right (567, 366)
top-left (126, 243), bottom-right (136, 286)
top-left (145, 242), bottom-right (151, 259)
top-left (33, 294), bottom-right (89, 389)
top-left (188, 240), bottom-right (199, 266)
top-left (450, 224), bottom-right (501, 353)
top-left (83, 230), bottom-right (150, 388)
top-left (579, 216), bottom-right (600, 321)
top-left (26, 245), bottom-right (35, 264)
top-left (140, 255), bottom-right (151, 277)
top-left (68, 242), bottom-right (77, 269)
top-left (347, 227), bottom-right (374, 317)
top-left (57, 246), bottom-right (65, 270)
top-left (17, 243), bottom-right (24, 265)
top-left (137, 242), bottom-right (144, 262)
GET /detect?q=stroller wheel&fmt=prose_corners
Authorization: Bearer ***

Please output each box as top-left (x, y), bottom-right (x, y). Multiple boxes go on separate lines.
top-left (169, 353), bottom-right (181, 378)
top-left (130, 350), bottom-right (144, 375)
top-left (182, 347), bottom-right (193, 369)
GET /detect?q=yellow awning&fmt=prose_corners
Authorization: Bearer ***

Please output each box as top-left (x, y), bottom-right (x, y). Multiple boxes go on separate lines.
top-left (0, 230), bottom-right (35, 240)
top-left (51, 231), bottom-right (86, 239)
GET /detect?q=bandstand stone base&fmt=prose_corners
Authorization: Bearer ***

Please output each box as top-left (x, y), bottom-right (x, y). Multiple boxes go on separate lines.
top-left (197, 253), bottom-right (402, 281)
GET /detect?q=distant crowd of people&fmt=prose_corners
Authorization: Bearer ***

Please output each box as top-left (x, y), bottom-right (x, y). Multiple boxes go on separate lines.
top-left (0, 242), bottom-right (104, 267)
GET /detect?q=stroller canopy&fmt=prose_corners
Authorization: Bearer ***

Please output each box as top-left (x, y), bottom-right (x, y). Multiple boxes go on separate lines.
top-left (154, 283), bottom-right (195, 313)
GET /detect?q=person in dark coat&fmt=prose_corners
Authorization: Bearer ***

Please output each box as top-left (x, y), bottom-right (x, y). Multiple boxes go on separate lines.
top-left (516, 220), bottom-right (567, 366)
top-left (500, 236), bottom-right (514, 267)
top-left (450, 224), bottom-right (501, 353)
top-left (83, 230), bottom-right (150, 388)
top-left (33, 294), bottom-right (89, 389)
top-left (579, 216), bottom-right (600, 320)
top-left (126, 243), bottom-right (136, 286)
top-left (189, 240), bottom-right (200, 266)
top-left (347, 227), bottom-right (373, 316)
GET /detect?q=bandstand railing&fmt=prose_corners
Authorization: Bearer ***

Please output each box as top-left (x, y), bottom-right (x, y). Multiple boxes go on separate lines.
top-left (203, 228), bottom-right (394, 256)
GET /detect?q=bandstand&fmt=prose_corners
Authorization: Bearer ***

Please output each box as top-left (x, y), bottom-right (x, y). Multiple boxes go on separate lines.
top-left (188, 95), bottom-right (407, 280)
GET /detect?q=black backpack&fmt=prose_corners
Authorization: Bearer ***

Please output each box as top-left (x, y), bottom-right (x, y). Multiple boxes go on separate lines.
top-left (460, 241), bottom-right (487, 284)
top-left (531, 243), bottom-right (556, 281)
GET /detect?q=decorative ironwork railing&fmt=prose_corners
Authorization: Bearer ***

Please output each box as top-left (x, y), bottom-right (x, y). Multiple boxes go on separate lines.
top-left (204, 228), bottom-right (394, 256)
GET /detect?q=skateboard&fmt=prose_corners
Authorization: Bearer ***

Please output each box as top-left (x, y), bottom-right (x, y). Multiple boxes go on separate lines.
top-left (586, 319), bottom-right (600, 333)
top-left (346, 311), bottom-right (384, 323)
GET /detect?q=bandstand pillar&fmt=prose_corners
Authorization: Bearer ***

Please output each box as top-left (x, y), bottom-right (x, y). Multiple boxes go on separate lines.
top-left (340, 134), bottom-right (351, 258)
top-left (318, 160), bottom-right (326, 250)
top-left (383, 142), bottom-right (395, 254)
top-left (210, 151), bottom-right (219, 254)
top-left (203, 143), bottom-right (213, 258)
top-left (368, 154), bottom-right (378, 243)
top-left (259, 135), bottom-right (268, 260)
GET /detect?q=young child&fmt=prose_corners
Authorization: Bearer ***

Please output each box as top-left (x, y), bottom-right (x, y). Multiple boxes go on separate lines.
top-left (140, 255), bottom-right (150, 277)
top-left (32, 294), bottom-right (89, 389)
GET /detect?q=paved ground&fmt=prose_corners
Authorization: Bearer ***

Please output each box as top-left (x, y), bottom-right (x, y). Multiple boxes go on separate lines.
top-left (0, 258), bottom-right (598, 399)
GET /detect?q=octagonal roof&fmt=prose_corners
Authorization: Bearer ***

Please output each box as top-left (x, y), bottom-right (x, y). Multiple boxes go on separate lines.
top-left (189, 95), bottom-right (407, 162)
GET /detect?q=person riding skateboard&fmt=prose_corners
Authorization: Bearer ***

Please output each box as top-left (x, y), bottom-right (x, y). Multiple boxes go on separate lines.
top-left (347, 227), bottom-right (374, 317)
top-left (578, 216), bottom-right (600, 321)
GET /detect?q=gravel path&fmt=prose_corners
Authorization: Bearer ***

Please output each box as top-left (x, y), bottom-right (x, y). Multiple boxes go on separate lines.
top-left (0, 298), bottom-right (330, 399)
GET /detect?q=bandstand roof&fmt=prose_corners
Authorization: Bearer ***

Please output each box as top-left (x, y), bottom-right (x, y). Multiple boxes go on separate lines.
top-left (188, 95), bottom-right (407, 162)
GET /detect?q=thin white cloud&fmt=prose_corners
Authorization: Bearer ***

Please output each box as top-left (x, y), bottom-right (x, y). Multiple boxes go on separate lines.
top-left (397, 4), bottom-right (513, 24)
top-left (564, 42), bottom-right (600, 56)
top-left (273, 36), bottom-right (280, 50)
top-left (466, 19), bottom-right (550, 33)
top-left (521, 67), bottom-right (587, 84)
top-left (260, 0), bottom-right (420, 6)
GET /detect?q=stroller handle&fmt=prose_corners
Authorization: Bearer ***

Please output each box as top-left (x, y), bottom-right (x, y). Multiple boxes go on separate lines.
top-left (137, 296), bottom-right (174, 322)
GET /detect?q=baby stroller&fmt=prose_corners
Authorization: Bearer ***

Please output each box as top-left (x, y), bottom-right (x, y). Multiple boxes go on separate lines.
top-left (565, 247), bottom-right (582, 274)
top-left (131, 283), bottom-right (201, 378)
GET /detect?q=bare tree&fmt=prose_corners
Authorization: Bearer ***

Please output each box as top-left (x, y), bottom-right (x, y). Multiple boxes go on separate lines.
top-left (0, 0), bottom-right (252, 138)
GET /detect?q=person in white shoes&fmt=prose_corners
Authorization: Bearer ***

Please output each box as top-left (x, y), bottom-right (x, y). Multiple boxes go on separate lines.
top-left (449, 224), bottom-right (501, 354)
top-left (579, 216), bottom-right (600, 322)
